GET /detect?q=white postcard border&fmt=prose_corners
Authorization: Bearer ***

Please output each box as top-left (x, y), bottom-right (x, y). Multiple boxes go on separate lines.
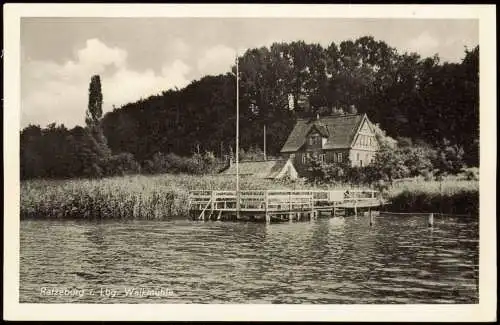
top-left (3, 3), bottom-right (496, 322)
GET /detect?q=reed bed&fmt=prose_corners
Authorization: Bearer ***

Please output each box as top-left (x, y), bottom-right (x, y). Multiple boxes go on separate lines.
top-left (390, 178), bottom-right (479, 196)
top-left (20, 174), bottom-right (479, 219)
top-left (21, 176), bottom-right (183, 219)
top-left (20, 174), bottom-right (302, 219)
top-left (388, 179), bottom-right (479, 215)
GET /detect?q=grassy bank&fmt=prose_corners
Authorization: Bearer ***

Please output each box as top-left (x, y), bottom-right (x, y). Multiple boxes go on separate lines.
top-left (20, 174), bottom-right (479, 219)
top-left (388, 179), bottom-right (479, 215)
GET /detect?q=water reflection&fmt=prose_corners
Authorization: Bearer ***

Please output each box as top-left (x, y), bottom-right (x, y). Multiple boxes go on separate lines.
top-left (20, 216), bottom-right (478, 304)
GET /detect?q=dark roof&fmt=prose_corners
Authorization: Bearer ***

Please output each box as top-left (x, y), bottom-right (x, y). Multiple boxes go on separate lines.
top-left (280, 113), bottom-right (367, 152)
top-left (221, 159), bottom-right (294, 179)
top-left (310, 121), bottom-right (330, 138)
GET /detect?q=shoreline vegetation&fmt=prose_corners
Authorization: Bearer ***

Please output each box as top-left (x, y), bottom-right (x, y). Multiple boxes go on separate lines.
top-left (20, 39), bottom-right (479, 221)
top-left (21, 174), bottom-right (479, 220)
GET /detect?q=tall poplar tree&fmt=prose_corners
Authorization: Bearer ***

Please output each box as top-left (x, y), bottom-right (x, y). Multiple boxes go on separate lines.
top-left (86, 75), bottom-right (103, 127)
top-left (85, 74), bottom-right (110, 170)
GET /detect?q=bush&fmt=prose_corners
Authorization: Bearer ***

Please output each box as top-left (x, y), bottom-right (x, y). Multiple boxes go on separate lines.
top-left (422, 169), bottom-right (434, 181)
top-left (239, 145), bottom-right (265, 161)
top-left (346, 166), bottom-right (366, 185)
top-left (433, 138), bottom-right (465, 175)
top-left (366, 140), bottom-right (437, 184)
top-left (304, 157), bottom-right (326, 183)
top-left (370, 147), bottom-right (410, 183)
top-left (374, 179), bottom-right (390, 197)
top-left (103, 152), bottom-right (140, 176)
top-left (143, 151), bottom-right (221, 175)
top-left (401, 146), bottom-right (435, 177)
top-left (304, 157), bottom-right (350, 184)
top-left (463, 168), bottom-right (479, 181)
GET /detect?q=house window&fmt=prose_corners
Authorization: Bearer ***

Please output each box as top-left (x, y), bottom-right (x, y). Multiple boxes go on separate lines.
top-left (320, 154), bottom-right (325, 163)
top-left (356, 153), bottom-right (360, 161)
top-left (337, 152), bottom-right (343, 162)
top-left (302, 153), bottom-right (311, 164)
top-left (309, 133), bottom-right (321, 146)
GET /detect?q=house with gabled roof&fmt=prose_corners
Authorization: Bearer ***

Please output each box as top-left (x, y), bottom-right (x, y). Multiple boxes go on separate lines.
top-left (280, 113), bottom-right (380, 169)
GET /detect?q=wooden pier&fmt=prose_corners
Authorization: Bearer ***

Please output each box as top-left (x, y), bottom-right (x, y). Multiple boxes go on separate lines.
top-left (188, 189), bottom-right (385, 222)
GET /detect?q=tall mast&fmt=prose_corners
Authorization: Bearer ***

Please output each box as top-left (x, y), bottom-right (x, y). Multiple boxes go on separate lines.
top-left (263, 124), bottom-right (267, 161)
top-left (235, 53), bottom-right (240, 217)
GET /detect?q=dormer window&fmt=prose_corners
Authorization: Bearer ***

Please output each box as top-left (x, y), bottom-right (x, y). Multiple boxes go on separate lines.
top-left (308, 133), bottom-right (322, 146)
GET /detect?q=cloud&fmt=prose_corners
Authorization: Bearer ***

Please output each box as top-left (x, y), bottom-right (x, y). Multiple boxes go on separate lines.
top-left (405, 31), bottom-right (440, 56)
top-left (162, 59), bottom-right (191, 80)
top-left (21, 39), bottom-right (191, 128)
top-left (196, 44), bottom-right (236, 77)
top-left (170, 38), bottom-right (191, 57)
top-left (77, 38), bottom-right (127, 71)
top-left (103, 59), bottom-right (191, 108)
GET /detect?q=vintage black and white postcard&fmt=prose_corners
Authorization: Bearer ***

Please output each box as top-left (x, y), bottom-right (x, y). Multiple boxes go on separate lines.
top-left (3, 3), bottom-right (497, 322)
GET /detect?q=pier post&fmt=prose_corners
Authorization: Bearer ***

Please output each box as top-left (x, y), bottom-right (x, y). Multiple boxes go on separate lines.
top-left (236, 190), bottom-right (240, 220)
top-left (428, 213), bottom-right (434, 227)
top-left (264, 191), bottom-right (269, 224)
top-left (289, 213), bottom-right (293, 223)
top-left (310, 194), bottom-right (315, 221)
top-left (369, 209), bottom-right (374, 226)
top-left (354, 202), bottom-right (357, 217)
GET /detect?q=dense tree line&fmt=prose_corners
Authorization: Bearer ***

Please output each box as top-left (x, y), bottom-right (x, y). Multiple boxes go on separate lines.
top-left (20, 37), bottom-right (479, 180)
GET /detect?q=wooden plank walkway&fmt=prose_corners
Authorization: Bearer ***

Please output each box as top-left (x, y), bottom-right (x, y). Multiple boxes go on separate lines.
top-left (188, 189), bottom-right (386, 222)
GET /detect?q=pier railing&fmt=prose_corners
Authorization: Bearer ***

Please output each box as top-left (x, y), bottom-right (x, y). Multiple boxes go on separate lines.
top-left (188, 189), bottom-right (380, 212)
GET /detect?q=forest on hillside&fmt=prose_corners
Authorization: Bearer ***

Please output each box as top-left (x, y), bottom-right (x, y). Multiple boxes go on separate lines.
top-left (21, 36), bottom-right (479, 180)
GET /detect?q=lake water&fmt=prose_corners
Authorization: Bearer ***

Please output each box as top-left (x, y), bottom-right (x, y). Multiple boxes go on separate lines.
top-left (20, 216), bottom-right (479, 304)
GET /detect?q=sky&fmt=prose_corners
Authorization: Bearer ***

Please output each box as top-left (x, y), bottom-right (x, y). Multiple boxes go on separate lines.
top-left (20, 17), bottom-right (479, 128)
